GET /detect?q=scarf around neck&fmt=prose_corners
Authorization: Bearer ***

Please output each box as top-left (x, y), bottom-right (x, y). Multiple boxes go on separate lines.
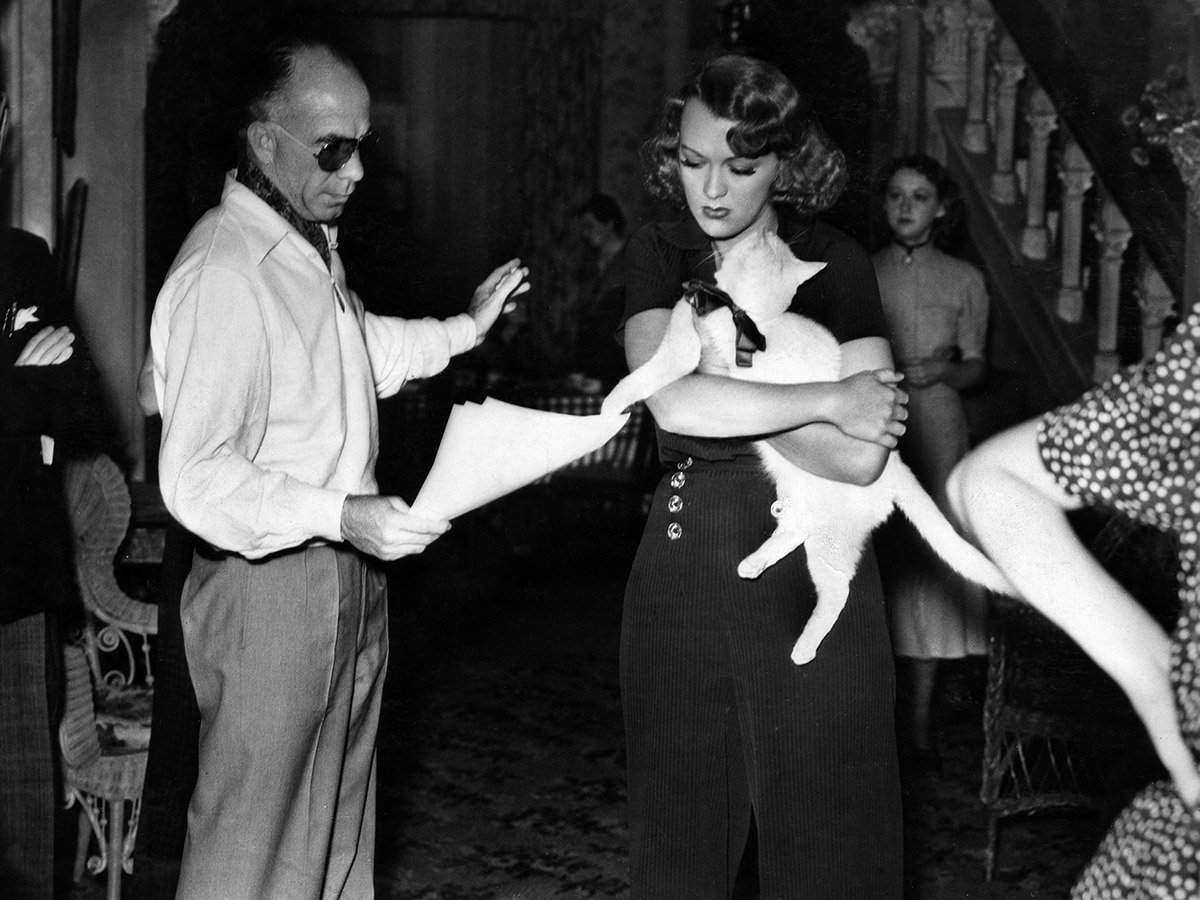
top-left (236, 158), bottom-right (332, 268)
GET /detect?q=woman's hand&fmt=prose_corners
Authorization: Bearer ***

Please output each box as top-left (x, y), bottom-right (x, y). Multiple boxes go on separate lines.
top-left (15, 325), bottom-right (75, 366)
top-left (902, 346), bottom-right (953, 388)
top-left (467, 258), bottom-right (531, 345)
top-left (830, 368), bottom-right (907, 447)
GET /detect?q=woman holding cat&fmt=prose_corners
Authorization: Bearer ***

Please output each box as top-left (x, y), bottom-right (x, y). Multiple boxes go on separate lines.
top-left (620, 54), bottom-right (907, 898)
top-left (873, 154), bottom-right (990, 766)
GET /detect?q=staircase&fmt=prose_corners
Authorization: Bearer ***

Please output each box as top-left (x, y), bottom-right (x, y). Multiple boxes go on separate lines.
top-left (848, 0), bottom-right (1198, 430)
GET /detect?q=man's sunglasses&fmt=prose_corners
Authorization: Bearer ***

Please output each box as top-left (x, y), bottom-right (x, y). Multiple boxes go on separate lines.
top-left (271, 121), bottom-right (379, 173)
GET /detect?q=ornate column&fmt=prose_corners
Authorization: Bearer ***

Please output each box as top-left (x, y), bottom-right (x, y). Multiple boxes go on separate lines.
top-left (894, 0), bottom-right (923, 155)
top-left (1020, 87), bottom-right (1058, 259)
top-left (961, 0), bottom-right (994, 153)
top-left (847, 1), bottom-right (900, 177)
top-left (989, 33), bottom-right (1024, 205)
top-left (1093, 197), bottom-right (1133, 383)
top-left (1056, 139), bottom-right (1094, 323)
top-left (922, 0), bottom-right (969, 161)
top-left (0, 1), bottom-right (56, 241)
top-left (1136, 264), bottom-right (1175, 361)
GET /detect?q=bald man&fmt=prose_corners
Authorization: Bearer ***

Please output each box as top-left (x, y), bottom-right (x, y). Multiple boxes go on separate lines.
top-left (148, 34), bottom-right (527, 898)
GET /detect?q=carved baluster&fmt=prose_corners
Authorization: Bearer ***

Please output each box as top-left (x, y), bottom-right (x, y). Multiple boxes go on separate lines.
top-left (895, 0), bottom-right (924, 155)
top-left (1093, 198), bottom-right (1133, 383)
top-left (922, 0), bottom-right (970, 161)
top-left (1056, 140), bottom-right (1094, 323)
top-left (1020, 87), bottom-right (1058, 259)
top-left (1136, 263), bottom-right (1176, 361)
top-left (961, 0), bottom-right (995, 153)
top-left (848, 1), bottom-right (900, 177)
top-left (989, 34), bottom-right (1025, 205)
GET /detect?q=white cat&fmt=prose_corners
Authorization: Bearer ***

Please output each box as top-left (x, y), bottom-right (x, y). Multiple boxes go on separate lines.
top-left (603, 228), bottom-right (1012, 665)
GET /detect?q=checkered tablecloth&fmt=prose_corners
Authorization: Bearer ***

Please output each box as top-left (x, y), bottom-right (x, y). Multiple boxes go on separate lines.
top-left (524, 395), bottom-right (647, 475)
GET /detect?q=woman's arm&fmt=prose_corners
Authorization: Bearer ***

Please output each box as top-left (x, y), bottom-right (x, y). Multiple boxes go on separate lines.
top-left (624, 308), bottom-right (906, 448)
top-left (948, 421), bottom-right (1200, 805)
top-left (764, 336), bottom-right (898, 485)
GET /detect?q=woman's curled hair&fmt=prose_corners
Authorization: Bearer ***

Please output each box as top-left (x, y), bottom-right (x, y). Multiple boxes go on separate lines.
top-left (643, 54), bottom-right (847, 216)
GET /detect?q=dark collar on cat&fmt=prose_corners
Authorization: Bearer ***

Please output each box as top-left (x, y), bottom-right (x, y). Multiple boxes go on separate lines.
top-left (682, 278), bottom-right (765, 368)
top-left (236, 157), bottom-right (332, 268)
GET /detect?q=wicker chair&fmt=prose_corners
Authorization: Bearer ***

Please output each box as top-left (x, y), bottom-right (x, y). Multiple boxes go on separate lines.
top-left (60, 453), bottom-right (157, 900)
top-left (980, 512), bottom-right (1179, 880)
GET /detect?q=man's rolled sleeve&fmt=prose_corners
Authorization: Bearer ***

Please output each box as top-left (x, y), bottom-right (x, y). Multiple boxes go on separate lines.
top-left (364, 310), bottom-right (477, 398)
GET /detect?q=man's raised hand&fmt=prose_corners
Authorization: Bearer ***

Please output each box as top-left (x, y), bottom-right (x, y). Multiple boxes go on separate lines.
top-left (467, 258), bottom-right (530, 345)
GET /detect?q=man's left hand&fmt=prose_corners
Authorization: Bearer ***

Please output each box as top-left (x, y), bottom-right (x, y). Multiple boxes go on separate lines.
top-left (467, 258), bottom-right (530, 346)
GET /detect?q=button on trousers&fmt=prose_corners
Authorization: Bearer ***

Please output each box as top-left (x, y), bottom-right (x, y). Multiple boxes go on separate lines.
top-left (177, 545), bottom-right (387, 900)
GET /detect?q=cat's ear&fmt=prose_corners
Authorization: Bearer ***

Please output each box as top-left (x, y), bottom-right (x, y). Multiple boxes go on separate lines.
top-left (794, 260), bottom-right (827, 287)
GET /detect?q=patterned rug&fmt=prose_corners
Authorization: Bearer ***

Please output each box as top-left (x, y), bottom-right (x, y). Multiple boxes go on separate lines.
top-left (375, 532), bottom-right (632, 900)
top-left (61, 512), bottom-right (1119, 899)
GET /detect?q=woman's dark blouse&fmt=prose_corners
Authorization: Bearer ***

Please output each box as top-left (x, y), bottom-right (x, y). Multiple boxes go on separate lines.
top-left (622, 211), bottom-right (888, 464)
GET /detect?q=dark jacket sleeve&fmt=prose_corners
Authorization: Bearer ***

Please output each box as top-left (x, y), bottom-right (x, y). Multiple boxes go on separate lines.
top-left (0, 229), bottom-right (89, 624)
top-left (621, 224), bottom-right (679, 325)
top-left (0, 229), bottom-right (98, 444)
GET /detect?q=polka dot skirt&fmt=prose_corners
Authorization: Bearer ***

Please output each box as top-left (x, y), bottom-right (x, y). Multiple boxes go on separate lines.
top-left (1038, 306), bottom-right (1200, 898)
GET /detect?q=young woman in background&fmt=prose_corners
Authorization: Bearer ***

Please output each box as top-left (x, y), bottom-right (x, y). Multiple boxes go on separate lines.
top-left (873, 154), bottom-right (989, 764)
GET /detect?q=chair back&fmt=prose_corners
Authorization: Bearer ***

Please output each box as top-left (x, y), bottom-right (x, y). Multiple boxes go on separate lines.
top-left (62, 453), bottom-right (157, 689)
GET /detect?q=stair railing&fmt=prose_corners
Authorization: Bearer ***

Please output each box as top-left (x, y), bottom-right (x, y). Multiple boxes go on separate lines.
top-left (849, 0), bottom-right (1197, 394)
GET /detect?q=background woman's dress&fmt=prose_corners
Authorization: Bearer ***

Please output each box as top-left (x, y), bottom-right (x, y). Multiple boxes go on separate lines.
top-left (873, 242), bottom-right (990, 659)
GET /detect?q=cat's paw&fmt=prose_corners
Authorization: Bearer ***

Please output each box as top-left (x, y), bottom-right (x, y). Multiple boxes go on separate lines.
top-left (737, 557), bottom-right (767, 579)
top-left (657, 298), bottom-right (703, 377)
top-left (790, 640), bottom-right (818, 666)
top-left (601, 299), bottom-right (700, 415)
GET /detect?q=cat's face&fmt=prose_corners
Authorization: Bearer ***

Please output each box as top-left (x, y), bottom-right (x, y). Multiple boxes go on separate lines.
top-left (715, 229), bottom-right (826, 321)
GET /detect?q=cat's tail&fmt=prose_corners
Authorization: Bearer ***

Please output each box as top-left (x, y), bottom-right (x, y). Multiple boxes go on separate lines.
top-left (601, 298), bottom-right (701, 416)
top-left (890, 457), bottom-right (1016, 596)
